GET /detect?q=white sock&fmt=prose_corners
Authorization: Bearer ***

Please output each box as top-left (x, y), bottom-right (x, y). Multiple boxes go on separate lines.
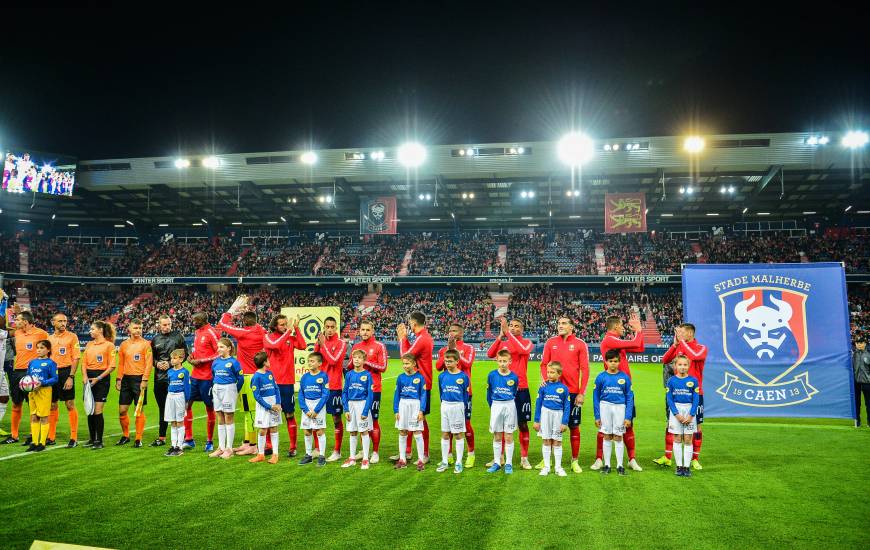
top-left (174, 426), bottom-right (182, 448)
top-left (257, 433), bottom-right (266, 455)
top-left (414, 433), bottom-right (424, 460)
top-left (553, 445), bottom-right (563, 468)
top-left (362, 433), bottom-right (370, 461)
top-left (542, 445), bottom-right (551, 469)
top-left (493, 440), bottom-right (503, 466)
top-left (455, 438), bottom-right (464, 464)
top-left (304, 434), bottom-right (313, 455)
top-left (615, 440), bottom-right (624, 468)
top-left (317, 434), bottom-right (326, 455)
top-left (217, 424), bottom-right (227, 450)
top-left (441, 438), bottom-right (450, 463)
top-left (399, 435), bottom-right (408, 461)
top-left (0, 402), bottom-right (6, 423)
top-left (684, 441), bottom-right (693, 466)
top-left (603, 439), bottom-right (612, 467)
top-left (349, 434), bottom-right (358, 459)
top-left (674, 442), bottom-right (683, 467)
top-left (505, 442), bottom-right (514, 466)
top-left (226, 424), bottom-right (236, 448)
top-left (270, 431), bottom-right (279, 454)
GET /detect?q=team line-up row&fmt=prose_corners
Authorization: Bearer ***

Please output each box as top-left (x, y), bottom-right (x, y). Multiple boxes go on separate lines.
top-left (1, 294), bottom-right (707, 477)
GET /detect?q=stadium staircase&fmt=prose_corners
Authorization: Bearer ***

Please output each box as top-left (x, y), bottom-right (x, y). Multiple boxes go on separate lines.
top-left (398, 246), bottom-right (415, 276)
top-left (12, 244), bottom-right (32, 310)
top-left (313, 246), bottom-right (328, 274)
top-left (487, 292), bottom-right (512, 338)
top-left (594, 244), bottom-right (607, 274)
top-left (641, 306), bottom-right (663, 345)
top-left (497, 245), bottom-right (507, 268)
top-left (691, 242), bottom-right (706, 263)
top-left (342, 292), bottom-right (381, 339)
top-left (225, 246), bottom-right (253, 276)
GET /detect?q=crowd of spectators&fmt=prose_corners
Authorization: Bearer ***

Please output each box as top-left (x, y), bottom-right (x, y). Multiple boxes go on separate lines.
top-left (604, 233), bottom-right (696, 274)
top-left (236, 241), bottom-right (324, 276)
top-left (20, 284), bottom-right (141, 333)
top-left (316, 236), bottom-right (411, 276)
top-left (28, 240), bottom-right (151, 277)
top-left (0, 234), bottom-right (19, 272)
top-left (137, 238), bottom-right (240, 276)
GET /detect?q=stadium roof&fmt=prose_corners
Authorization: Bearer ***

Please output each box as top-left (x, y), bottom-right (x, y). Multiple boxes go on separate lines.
top-left (2, 131), bottom-right (868, 231)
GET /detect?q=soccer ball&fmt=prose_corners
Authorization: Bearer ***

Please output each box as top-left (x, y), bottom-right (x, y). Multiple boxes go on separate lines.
top-left (18, 375), bottom-right (39, 393)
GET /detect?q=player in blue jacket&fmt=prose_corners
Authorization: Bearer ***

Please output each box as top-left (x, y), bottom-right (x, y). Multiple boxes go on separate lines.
top-left (593, 350), bottom-right (634, 476)
top-left (210, 338), bottom-right (245, 459)
top-left (667, 354), bottom-right (701, 477)
top-left (299, 352), bottom-right (330, 467)
top-left (436, 349), bottom-right (471, 474)
top-left (250, 351), bottom-right (282, 464)
top-left (26, 340), bottom-right (58, 452)
top-left (486, 350), bottom-right (520, 474)
top-left (164, 349), bottom-right (191, 457)
top-left (534, 361), bottom-right (571, 477)
top-left (342, 350), bottom-right (375, 469)
top-left (394, 354), bottom-right (428, 470)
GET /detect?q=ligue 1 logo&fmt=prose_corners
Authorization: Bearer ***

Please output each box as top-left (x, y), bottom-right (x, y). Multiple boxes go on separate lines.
top-left (718, 286), bottom-right (817, 407)
top-left (134, 353), bottom-right (141, 361)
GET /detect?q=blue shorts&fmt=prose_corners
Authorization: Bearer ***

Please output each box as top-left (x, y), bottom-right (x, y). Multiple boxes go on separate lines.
top-left (514, 388), bottom-right (532, 422)
top-left (422, 388), bottom-right (431, 415)
top-left (465, 397), bottom-right (473, 420)
top-left (568, 393), bottom-right (582, 428)
top-left (371, 392), bottom-right (381, 420)
top-left (326, 389), bottom-right (343, 415)
top-left (278, 384), bottom-right (295, 414)
top-left (189, 378), bottom-right (213, 408)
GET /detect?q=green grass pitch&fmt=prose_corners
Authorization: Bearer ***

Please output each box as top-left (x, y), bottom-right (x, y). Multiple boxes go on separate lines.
top-left (0, 359), bottom-right (867, 549)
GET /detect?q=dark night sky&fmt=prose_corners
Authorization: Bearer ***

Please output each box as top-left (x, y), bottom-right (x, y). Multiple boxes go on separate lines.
top-left (1, 3), bottom-right (867, 160)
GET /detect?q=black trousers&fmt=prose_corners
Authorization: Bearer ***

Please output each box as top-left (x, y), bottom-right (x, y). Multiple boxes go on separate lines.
top-left (154, 378), bottom-right (169, 437)
top-left (856, 383), bottom-right (870, 425)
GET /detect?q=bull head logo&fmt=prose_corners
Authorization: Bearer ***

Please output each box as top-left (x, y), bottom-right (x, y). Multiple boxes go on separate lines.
top-left (734, 294), bottom-right (792, 359)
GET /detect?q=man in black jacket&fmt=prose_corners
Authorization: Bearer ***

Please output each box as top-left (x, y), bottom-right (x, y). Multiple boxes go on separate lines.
top-left (853, 337), bottom-right (870, 428)
top-left (150, 315), bottom-right (188, 446)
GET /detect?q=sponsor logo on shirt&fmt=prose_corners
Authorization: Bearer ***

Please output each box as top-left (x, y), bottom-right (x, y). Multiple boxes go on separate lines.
top-left (413, 378), bottom-right (420, 384)
top-left (316, 378), bottom-right (324, 383)
top-left (225, 362), bottom-right (232, 368)
top-left (179, 372), bottom-right (185, 378)
top-left (361, 375), bottom-right (368, 381)
top-left (251, 385), bottom-right (257, 391)
top-left (456, 378), bottom-right (464, 384)
top-left (618, 378), bottom-right (626, 385)
top-left (556, 388), bottom-right (564, 394)
top-left (569, 345), bottom-right (575, 351)
top-left (268, 375), bottom-right (273, 380)
top-left (687, 382), bottom-right (694, 388)
top-left (507, 380), bottom-right (515, 386)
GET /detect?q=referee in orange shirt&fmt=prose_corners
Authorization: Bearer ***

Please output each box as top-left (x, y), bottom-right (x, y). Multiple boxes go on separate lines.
top-left (48, 313), bottom-right (81, 447)
top-left (116, 318), bottom-right (153, 447)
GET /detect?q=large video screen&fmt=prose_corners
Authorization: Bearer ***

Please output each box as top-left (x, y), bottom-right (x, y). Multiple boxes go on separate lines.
top-left (3, 149), bottom-right (76, 196)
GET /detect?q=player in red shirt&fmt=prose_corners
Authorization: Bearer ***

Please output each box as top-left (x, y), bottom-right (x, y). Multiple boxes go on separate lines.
top-left (344, 320), bottom-right (387, 463)
top-left (435, 323), bottom-right (477, 467)
top-left (594, 314), bottom-right (644, 472)
top-left (218, 296), bottom-right (267, 456)
top-left (264, 314), bottom-right (307, 457)
top-left (487, 317), bottom-right (534, 469)
top-left (313, 316), bottom-right (348, 462)
top-left (655, 322), bottom-right (708, 469)
top-left (538, 316), bottom-right (590, 474)
top-left (184, 312), bottom-right (220, 452)
top-left (396, 311), bottom-right (434, 462)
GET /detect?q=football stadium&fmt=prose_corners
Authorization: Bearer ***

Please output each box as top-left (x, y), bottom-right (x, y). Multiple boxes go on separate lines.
top-left (1, 8), bottom-right (869, 550)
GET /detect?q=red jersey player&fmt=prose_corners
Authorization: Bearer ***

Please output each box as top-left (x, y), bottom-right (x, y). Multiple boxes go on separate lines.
top-left (594, 314), bottom-right (644, 472)
top-left (487, 317), bottom-right (534, 469)
top-left (263, 314), bottom-right (307, 457)
top-left (538, 316), bottom-right (590, 474)
top-left (435, 323), bottom-right (477, 467)
top-left (184, 312), bottom-right (221, 452)
top-left (344, 320), bottom-right (387, 463)
top-left (218, 295), bottom-right (267, 456)
top-left (655, 322), bottom-right (707, 470)
top-left (395, 311), bottom-right (434, 462)
top-left (313, 316), bottom-right (348, 462)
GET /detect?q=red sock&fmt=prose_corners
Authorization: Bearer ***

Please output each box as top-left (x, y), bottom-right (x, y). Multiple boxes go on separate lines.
top-left (48, 409), bottom-right (59, 440)
top-left (333, 415), bottom-right (343, 452)
top-left (625, 426), bottom-right (636, 460)
top-left (266, 434), bottom-right (273, 451)
top-left (183, 406), bottom-right (194, 441)
top-left (422, 419), bottom-right (430, 457)
top-left (569, 427), bottom-right (581, 460)
top-left (206, 407), bottom-right (216, 442)
top-left (448, 433), bottom-right (454, 454)
top-left (286, 416), bottom-right (297, 451)
top-left (371, 419), bottom-right (381, 452)
top-left (119, 414), bottom-right (130, 437)
top-left (313, 435), bottom-right (320, 451)
top-left (664, 429), bottom-right (674, 459)
top-left (465, 420), bottom-right (475, 453)
top-left (693, 430), bottom-right (702, 459)
top-left (518, 424), bottom-right (530, 458)
top-left (501, 433), bottom-right (506, 458)
top-left (596, 431), bottom-right (604, 460)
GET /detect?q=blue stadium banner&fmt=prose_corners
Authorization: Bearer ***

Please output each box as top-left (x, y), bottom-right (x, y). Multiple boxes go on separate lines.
top-left (683, 263), bottom-right (854, 418)
top-left (360, 196), bottom-right (397, 235)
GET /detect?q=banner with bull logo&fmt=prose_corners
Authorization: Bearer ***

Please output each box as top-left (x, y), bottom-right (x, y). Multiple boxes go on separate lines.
top-left (683, 263), bottom-right (854, 418)
top-left (360, 196), bottom-right (398, 235)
